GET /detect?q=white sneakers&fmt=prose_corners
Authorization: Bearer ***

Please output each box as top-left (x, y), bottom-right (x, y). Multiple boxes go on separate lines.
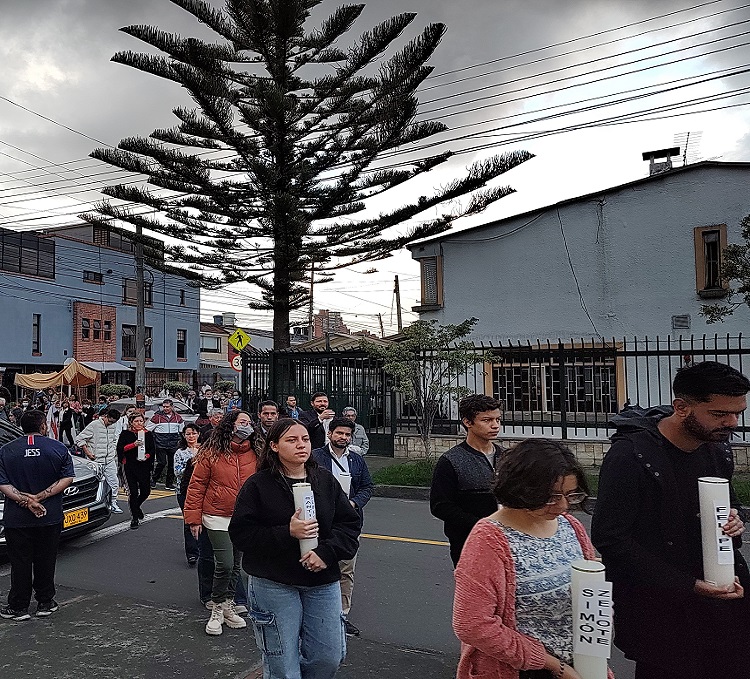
top-left (221, 601), bottom-right (247, 629)
top-left (205, 601), bottom-right (247, 635)
top-left (205, 602), bottom-right (224, 635)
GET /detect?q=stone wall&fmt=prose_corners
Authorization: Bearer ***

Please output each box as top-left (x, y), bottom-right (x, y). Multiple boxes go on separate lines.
top-left (395, 434), bottom-right (750, 473)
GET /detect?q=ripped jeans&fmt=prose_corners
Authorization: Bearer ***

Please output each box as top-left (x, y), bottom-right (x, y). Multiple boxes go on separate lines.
top-left (248, 576), bottom-right (345, 679)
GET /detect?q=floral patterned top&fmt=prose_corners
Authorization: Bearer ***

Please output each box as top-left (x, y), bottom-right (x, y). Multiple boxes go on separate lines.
top-left (488, 517), bottom-right (583, 664)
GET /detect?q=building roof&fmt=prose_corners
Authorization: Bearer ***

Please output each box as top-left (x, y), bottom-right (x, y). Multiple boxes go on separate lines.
top-left (279, 333), bottom-right (392, 353)
top-left (200, 322), bottom-right (231, 335)
top-left (408, 161), bottom-right (750, 250)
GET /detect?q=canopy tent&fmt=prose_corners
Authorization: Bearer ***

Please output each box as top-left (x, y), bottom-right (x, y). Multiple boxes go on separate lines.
top-left (14, 359), bottom-right (98, 390)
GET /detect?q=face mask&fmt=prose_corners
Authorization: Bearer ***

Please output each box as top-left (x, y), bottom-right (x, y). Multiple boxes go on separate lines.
top-left (234, 424), bottom-right (254, 440)
top-left (21, 402), bottom-right (28, 407)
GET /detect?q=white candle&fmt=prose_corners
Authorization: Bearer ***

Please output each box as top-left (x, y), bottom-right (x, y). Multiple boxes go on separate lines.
top-left (698, 477), bottom-right (735, 587)
top-left (571, 559), bottom-right (611, 679)
top-left (292, 482), bottom-right (318, 554)
top-left (337, 472), bottom-right (351, 496)
top-left (137, 430), bottom-right (146, 461)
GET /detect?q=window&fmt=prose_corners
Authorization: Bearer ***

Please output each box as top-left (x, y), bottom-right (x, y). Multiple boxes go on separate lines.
top-left (417, 256), bottom-right (443, 308)
top-left (103, 320), bottom-right (112, 341)
top-left (83, 270), bottom-right (103, 283)
top-left (180, 290), bottom-right (186, 306)
top-left (32, 314), bottom-right (41, 354)
top-left (122, 324), bottom-right (152, 360)
top-left (694, 225), bottom-right (728, 297)
top-left (0, 229), bottom-right (55, 279)
top-left (201, 335), bottom-right (221, 353)
top-left (93, 320), bottom-right (101, 340)
top-left (177, 329), bottom-right (187, 359)
top-left (122, 278), bottom-right (153, 306)
top-left (93, 226), bottom-right (110, 246)
top-left (81, 318), bottom-right (90, 340)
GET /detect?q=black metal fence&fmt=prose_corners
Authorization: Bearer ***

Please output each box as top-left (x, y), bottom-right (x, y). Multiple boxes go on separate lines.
top-left (242, 335), bottom-right (750, 450)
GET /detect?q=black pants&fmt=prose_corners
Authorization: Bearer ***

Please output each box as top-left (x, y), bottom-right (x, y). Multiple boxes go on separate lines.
top-left (152, 448), bottom-right (175, 486)
top-left (124, 462), bottom-right (151, 519)
top-left (5, 523), bottom-right (62, 611)
top-left (176, 492), bottom-right (199, 560)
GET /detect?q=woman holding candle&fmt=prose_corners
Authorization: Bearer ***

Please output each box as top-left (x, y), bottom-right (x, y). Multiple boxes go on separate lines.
top-left (229, 418), bottom-right (360, 679)
top-left (184, 410), bottom-right (257, 636)
top-left (117, 412), bottom-right (156, 530)
top-left (453, 439), bottom-right (612, 679)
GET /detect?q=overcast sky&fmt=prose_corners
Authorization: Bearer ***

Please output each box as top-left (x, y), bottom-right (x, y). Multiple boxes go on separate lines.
top-left (1, 0), bottom-right (748, 336)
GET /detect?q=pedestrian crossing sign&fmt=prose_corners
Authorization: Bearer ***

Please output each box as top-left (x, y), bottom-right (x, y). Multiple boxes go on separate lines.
top-left (228, 328), bottom-right (251, 351)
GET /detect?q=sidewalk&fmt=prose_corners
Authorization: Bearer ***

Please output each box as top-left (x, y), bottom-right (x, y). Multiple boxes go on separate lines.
top-left (0, 583), bottom-right (457, 679)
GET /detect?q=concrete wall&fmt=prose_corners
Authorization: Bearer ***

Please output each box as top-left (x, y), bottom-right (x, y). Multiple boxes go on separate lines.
top-left (410, 165), bottom-right (750, 342)
top-left (394, 433), bottom-right (750, 473)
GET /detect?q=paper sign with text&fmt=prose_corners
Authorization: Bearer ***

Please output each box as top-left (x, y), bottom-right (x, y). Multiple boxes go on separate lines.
top-left (573, 582), bottom-right (613, 659)
top-left (714, 501), bottom-right (735, 566)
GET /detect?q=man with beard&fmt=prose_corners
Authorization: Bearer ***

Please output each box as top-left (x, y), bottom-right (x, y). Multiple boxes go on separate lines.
top-left (252, 400), bottom-right (279, 453)
top-left (592, 361), bottom-right (750, 679)
top-left (298, 392), bottom-right (335, 450)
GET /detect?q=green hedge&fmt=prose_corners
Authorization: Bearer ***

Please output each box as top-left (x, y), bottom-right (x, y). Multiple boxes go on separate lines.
top-left (372, 462), bottom-right (750, 506)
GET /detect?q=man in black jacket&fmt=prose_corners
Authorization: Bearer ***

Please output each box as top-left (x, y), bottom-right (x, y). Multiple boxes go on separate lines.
top-left (298, 392), bottom-right (335, 450)
top-left (429, 394), bottom-right (504, 567)
top-left (591, 361), bottom-right (750, 679)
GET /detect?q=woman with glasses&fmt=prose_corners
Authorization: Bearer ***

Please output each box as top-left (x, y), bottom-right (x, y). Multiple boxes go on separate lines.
top-left (453, 439), bottom-right (611, 679)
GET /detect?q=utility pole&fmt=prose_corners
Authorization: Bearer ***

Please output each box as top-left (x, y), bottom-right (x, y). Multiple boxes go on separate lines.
top-left (308, 260), bottom-right (315, 340)
top-left (378, 313), bottom-right (384, 338)
top-left (394, 275), bottom-right (403, 333)
top-left (135, 223), bottom-right (146, 394)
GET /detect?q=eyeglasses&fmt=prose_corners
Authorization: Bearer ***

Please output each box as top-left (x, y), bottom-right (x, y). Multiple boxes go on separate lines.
top-left (545, 491), bottom-right (587, 505)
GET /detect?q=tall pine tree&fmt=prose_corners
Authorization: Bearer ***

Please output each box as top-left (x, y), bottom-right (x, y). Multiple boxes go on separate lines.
top-left (82, 0), bottom-right (533, 347)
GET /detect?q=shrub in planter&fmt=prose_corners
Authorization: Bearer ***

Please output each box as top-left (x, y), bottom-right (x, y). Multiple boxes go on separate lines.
top-left (213, 380), bottom-right (236, 392)
top-left (163, 381), bottom-right (191, 397)
top-left (99, 384), bottom-right (132, 398)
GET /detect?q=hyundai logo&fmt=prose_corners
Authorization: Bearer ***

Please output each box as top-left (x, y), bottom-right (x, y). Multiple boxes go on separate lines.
top-left (63, 486), bottom-right (79, 496)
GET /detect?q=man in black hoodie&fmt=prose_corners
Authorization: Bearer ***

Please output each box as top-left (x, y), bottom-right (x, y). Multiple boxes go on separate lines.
top-left (430, 394), bottom-right (504, 567)
top-left (592, 361), bottom-right (750, 679)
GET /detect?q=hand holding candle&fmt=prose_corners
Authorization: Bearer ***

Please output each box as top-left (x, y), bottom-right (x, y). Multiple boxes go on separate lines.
top-left (698, 477), bottom-right (735, 588)
top-left (292, 482), bottom-right (318, 555)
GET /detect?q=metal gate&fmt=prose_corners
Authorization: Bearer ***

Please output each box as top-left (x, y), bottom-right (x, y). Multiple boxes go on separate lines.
top-left (242, 350), bottom-right (395, 456)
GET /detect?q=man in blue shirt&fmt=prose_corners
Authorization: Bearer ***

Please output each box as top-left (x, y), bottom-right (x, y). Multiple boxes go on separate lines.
top-left (0, 410), bottom-right (74, 620)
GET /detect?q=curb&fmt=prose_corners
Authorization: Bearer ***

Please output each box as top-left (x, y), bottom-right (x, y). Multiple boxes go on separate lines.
top-left (373, 484), bottom-right (430, 501)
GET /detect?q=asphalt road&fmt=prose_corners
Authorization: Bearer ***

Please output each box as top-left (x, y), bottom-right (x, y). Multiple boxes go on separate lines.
top-left (9, 491), bottom-right (750, 678)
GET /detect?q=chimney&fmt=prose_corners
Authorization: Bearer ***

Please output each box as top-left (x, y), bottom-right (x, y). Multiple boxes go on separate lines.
top-left (642, 147), bottom-right (680, 176)
top-left (213, 315), bottom-right (223, 325)
top-left (222, 312), bottom-right (236, 327)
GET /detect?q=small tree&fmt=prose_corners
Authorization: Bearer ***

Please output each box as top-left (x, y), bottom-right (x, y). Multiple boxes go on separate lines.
top-left (214, 379), bottom-right (236, 392)
top-left (163, 380), bottom-right (191, 397)
top-left (366, 318), bottom-right (486, 459)
top-left (99, 384), bottom-right (132, 398)
top-left (702, 214), bottom-right (750, 323)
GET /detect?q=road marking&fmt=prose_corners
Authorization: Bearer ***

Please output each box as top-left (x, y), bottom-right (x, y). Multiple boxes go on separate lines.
top-left (158, 517), bottom-right (449, 546)
top-left (361, 533), bottom-right (448, 546)
top-left (65, 507), bottom-right (182, 548)
top-left (117, 489), bottom-right (175, 501)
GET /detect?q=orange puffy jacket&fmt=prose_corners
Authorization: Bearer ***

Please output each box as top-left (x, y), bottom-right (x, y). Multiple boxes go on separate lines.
top-left (183, 440), bottom-right (257, 526)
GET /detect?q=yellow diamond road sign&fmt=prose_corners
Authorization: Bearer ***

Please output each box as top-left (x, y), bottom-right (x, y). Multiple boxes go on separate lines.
top-left (228, 328), bottom-right (251, 352)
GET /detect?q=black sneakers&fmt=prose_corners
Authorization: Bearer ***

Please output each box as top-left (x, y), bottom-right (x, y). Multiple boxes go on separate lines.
top-left (344, 619), bottom-right (360, 637)
top-left (130, 518), bottom-right (139, 530)
top-left (0, 606), bottom-right (31, 621)
top-left (36, 600), bottom-right (59, 617)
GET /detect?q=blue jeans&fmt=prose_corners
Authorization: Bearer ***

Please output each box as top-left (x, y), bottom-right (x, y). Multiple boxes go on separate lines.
top-left (248, 576), bottom-right (346, 679)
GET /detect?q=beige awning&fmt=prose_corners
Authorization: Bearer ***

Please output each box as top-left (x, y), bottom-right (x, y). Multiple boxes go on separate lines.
top-left (14, 359), bottom-right (98, 389)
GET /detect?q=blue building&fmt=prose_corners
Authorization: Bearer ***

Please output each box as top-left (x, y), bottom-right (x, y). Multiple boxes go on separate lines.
top-left (0, 222), bottom-right (200, 397)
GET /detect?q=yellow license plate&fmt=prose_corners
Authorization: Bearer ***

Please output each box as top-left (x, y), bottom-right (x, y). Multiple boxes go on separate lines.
top-left (63, 507), bottom-right (89, 528)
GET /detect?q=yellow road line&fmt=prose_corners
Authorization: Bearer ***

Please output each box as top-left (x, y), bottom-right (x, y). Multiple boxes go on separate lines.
top-left (118, 489), bottom-right (174, 500)
top-left (361, 533), bottom-right (448, 546)
top-left (158, 517), bottom-right (448, 546)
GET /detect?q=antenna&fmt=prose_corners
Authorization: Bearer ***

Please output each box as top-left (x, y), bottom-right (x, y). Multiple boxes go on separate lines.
top-left (673, 131), bottom-right (703, 166)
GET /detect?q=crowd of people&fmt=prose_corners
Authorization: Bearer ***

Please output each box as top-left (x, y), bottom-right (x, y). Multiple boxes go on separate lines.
top-left (2, 363), bottom-right (750, 678)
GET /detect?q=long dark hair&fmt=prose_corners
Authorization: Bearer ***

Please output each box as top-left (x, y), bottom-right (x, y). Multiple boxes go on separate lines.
top-left (194, 410), bottom-right (251, 465)
top-left (259, 418), bottom-right (318, 477)
top-left (178, 422), bottom-right (201, 450)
